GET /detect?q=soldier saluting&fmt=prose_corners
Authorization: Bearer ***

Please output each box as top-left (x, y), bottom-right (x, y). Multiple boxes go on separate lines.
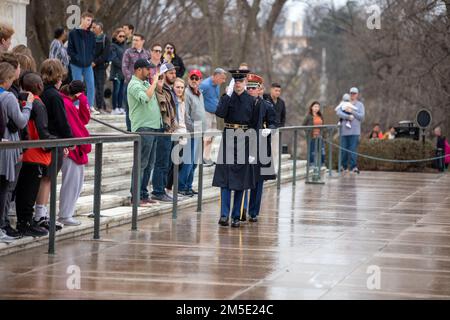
top-left (213, 69), bottom-right (259, 228)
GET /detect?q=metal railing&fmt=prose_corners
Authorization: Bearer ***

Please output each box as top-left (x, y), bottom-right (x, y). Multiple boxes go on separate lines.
top-left (0, 135), bottom-right (141, 255)
top-left (92, 118), bottom-right (341, 210)
top-left (1, 119), bottom-right (340, 254)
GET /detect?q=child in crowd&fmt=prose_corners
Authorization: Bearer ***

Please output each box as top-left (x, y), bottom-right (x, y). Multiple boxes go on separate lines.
top-left (15, 72), bottom-right (55, 237)
top-left (34, 59), bottom-right (72, 231)
top-left (58, 81), bottom-right (92, 226)
top-left (335, 93), bottom-right (357, 129)
top-left (0, 62), bottom-right (33, 242)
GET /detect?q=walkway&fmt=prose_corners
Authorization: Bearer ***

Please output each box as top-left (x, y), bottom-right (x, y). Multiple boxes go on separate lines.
top-left (1, 171), bottom-right (449, 300)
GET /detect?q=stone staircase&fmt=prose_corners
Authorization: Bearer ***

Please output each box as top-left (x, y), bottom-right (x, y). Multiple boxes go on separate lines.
top-left (1, 114), bottom-right (312, 256)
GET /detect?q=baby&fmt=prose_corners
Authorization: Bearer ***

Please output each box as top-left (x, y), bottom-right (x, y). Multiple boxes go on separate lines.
top-left (335, 93), bottom-right (358, 129)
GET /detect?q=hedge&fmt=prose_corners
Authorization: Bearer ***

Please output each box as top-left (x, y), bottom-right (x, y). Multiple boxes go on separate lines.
top-left (326, 138), bottom-right (436, 172)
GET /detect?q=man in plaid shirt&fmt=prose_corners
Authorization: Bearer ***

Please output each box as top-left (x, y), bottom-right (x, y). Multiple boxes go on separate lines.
top-left (122, 33), bottom-right (150, 131)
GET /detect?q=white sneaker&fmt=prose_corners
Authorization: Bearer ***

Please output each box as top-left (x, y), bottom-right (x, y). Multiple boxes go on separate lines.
top-left (91, 108), bottom-right (101, 115)
top-left (58, 217), bottom-right (82, 226)
top-left (111, 109), bottom-right (121, 115)
top-left (0, 229), bottom-right (16, 244)
top-left (119, 108), bottom-right (126, 114)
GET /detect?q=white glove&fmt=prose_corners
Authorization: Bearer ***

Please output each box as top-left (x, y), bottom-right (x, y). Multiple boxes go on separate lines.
top-left (249, 156), bottom-right (256, 164)
top-left (226, 85), bottom-right (234, 97)
top-left (262, 129), bottom-right (271, 138)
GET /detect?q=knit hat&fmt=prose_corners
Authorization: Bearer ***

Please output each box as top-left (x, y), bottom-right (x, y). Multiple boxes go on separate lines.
top-left (69, 80), bottom-right (86, 96)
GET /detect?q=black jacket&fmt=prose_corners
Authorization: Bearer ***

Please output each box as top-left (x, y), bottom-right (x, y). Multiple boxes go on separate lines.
top-left (40, 85), bottom-right (73, 139)
top-left (109, 39), bottom-right (125, 81)
top-left (264, 94), bottom-right (286, 128)
top-left (68, 28), bottom-right (96, 68)
top-left (93, 34), bottom-right (111, 69)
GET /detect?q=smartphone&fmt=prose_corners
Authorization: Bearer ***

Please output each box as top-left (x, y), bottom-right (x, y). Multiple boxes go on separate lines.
top-left (18, 92), bottom-right (29, 102)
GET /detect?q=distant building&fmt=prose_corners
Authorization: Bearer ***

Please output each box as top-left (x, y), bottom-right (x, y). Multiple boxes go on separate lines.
top-left (273, 18), bottom-right (309, 75)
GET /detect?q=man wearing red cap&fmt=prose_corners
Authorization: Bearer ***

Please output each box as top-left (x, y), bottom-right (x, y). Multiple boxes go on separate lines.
top-left (178, 69), bottom-right (206, 196)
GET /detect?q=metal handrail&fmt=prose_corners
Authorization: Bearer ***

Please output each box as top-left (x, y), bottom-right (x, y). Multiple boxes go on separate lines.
top-left (1, 119), bottom-right (341, 254)
top-left (0, 134), bottom-right (141, 255)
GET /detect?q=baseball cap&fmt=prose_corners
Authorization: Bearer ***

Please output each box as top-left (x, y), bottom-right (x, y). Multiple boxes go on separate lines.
top-left (134, 59), bottom-right (152, 70)
top-left (189, 69), bottom-right (202, 79)
top-left (350, 87), bottom-right (359, 94)
top-left (160, 63), bottom-right (176, 74)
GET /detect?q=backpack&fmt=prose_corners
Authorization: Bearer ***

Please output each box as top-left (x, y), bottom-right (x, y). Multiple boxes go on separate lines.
top-left (445, 139), bottom-right (450, 165)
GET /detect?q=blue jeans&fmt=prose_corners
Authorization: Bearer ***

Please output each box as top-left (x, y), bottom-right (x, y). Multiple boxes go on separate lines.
top-left (123, 85), bottom-right (131, 131)
top-left (70, 64), bottom-right (95, 108)
top-left (178, 138), bottom-right (200, 191)
top-left (152, 135), bottom-right (172, 196)
top-left (131, 128), bottom-right (158, 200)
top-left (112, 78), bottom-right (124, 110)
top-left (309, 137), bottom-right (325, 166)
top-left (341, 135), bottom-right (360, 170)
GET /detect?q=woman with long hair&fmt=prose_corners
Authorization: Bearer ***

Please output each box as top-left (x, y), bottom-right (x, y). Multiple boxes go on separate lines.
top-left (303, 101), bottom-right (325, 167)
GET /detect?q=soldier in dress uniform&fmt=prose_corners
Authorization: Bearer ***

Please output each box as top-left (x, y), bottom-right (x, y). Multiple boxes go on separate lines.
top-left (241, 74), bottom-right (277, 222)
top-left (213, 69), bottom-right (259, 228)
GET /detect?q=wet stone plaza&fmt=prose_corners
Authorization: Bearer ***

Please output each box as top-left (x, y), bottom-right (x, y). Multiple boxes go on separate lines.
top-left (1, 171), bottom-right (450, 300)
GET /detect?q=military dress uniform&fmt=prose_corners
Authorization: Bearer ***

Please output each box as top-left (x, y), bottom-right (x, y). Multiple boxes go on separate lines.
top-left (242, 74), bottom-right (277, 222)
top-left (213, 70), bottom-right (259, 228)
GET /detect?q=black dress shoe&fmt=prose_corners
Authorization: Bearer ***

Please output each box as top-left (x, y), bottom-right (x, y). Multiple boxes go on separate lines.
top-left (240, 209), bottom-right (247, 222)
top-left (189, 189), bottom-right (198, 195)
top-left (231, 219), bottom-right (240, 228)
top-left (218, 217), bottom-right (229, 226)
top-left (249, 217), bottom-right (258, 223)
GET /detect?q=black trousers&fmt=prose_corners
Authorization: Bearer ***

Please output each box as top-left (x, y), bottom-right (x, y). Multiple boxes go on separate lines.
top-left (94, 67), bottom-right (106, 110)
top-left (15, 163), bottom-right (46, 225)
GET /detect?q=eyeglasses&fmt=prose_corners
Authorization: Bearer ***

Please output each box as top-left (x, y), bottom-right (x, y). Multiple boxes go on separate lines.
top-left (247, 87), bottom-right (258, 90)
top-left (153, 49), bottom-right (162, 53)
top-left (118, 35), bottom-right (126, 38)
top-left (190, 76), bottom-right (200, 81)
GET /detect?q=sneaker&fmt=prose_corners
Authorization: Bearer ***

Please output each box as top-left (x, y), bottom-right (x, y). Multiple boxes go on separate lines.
top-left (249, 217), bottom-right (258, 223)
top-left (346, 121), bottom-right (352, 129)
top-left (0, 229), bottom-right (17, 244)
top-left (17, 222), bottom-right (48, 238)
top-left (35, 217), bottom-right (63, 231)
top-left (189, 189), bottom-right (199, 195)
top-left (3, 225), bottom-right (21, 238)
top-left (178, 190), bottom-right (194, 198)
top-left (90, 107), bottom-right (101, 115)
top-left (151, 194), bottom-right (173, 203)
top-left (352, 167), bottom-right (361, 175)
top-left (111, 109), bottom-right (121, 115)
top-left (58, 217), bottom-right (82, 227)
top-left (119, 108), bottom-right (126, 114)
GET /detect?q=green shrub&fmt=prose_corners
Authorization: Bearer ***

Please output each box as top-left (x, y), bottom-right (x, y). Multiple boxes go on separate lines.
top-left (327, 138), bottom-right (436, 172)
